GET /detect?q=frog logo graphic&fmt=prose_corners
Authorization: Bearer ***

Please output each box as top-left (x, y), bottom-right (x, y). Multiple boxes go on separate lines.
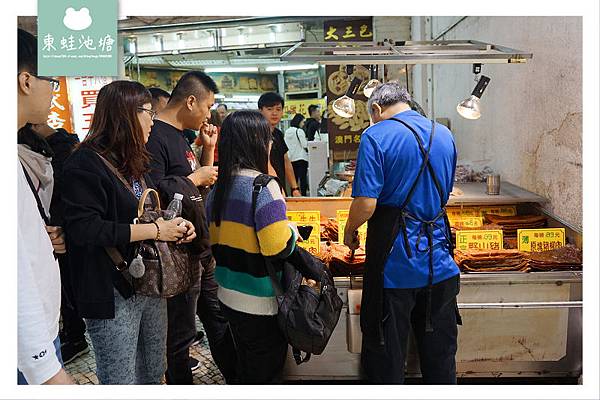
top-left (63, 7), bottom-right (93, 31)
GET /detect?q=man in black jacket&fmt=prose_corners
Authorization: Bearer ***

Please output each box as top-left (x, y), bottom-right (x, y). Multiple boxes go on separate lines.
top-left (145, 71), bottom-right (236, 384)
top-left (304, 104), bottom-right (321, 141)
top-left (30, 123), bottom-right (88, 365)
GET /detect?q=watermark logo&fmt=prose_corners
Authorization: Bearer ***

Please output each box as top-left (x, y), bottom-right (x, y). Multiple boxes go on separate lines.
top-left (63, 7), bottom-right (93, 31)
top-left (38, 0), bottom-right (118, 76)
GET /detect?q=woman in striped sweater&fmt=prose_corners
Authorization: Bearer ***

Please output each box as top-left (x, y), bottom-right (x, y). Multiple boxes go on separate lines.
top-left (206, 110), bottom-right (297, 384)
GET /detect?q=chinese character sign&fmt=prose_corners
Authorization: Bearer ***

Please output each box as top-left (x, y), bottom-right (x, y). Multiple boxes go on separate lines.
top-left (478, 206), bottom-right (517, 217)
top-left (38, 0), bottom-right (118, 76)
top-left (287, 211), bottom-right (321, 255)
top-left (452, 217), bottom-right (484, 230)
top-left (324, 18), bottom-right (373, 42)
top-left (47, 76), bottom-right (73, 132)
top-left (517, 228), bottom-right (565, 252)
top-left (67, 76), bottom-right (114, 141)
top-left (455, 230), bottom-right (504, 251)
top-left (283, 99), bottom-right (327, 120)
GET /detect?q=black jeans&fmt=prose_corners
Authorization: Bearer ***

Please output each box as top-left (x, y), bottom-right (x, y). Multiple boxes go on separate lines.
top-left (196, 261), bottom-right (237, 383)
top-left (166, 261), bottom-right (237, 384)
top-left (165, 285), bottom-right (200, 385)
top-left (361, 274), bottom-right (461, 384)
top-left (220, 302), bottom-right (288, 384)
top-left (58, 254), bottom-right (86, 343)
top-left (291, 160), bottom-right (308, 196)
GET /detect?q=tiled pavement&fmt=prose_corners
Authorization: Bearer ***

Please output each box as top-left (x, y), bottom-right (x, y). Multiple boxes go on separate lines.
top-left (65, 321), bottom-right (225, 385)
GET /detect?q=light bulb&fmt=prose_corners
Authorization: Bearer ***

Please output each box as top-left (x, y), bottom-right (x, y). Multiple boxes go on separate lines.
top-left (456, 95), bottom-right (481, 120)
top-left (363, 79), bottom-right (380, 98)
top-left (333, 95), bottom-right (355, 118)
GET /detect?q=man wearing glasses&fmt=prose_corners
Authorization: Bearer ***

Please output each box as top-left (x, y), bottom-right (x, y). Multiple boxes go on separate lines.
top-left (17, 28), bottom-right (74, 385)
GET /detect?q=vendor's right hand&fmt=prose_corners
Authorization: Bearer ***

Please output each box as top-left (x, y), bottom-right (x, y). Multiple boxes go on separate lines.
top-left (156, 217), bottom-right (188, 242)
top-left (343, 229), bottom-right (360, 251)
top-left (187, 166), bottom-right (218, 187)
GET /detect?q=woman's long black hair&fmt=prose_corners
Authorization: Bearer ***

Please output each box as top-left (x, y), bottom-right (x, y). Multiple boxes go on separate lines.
top-left (211, 110), bottom-right (272, 225)
top-left (290, 113), bottom-right (305, 128)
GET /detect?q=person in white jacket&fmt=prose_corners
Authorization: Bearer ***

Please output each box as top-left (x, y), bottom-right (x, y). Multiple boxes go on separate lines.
top-left (284, 114), bottom-right (309, 196)
top-left (17, 28), bottom-right (73, 385)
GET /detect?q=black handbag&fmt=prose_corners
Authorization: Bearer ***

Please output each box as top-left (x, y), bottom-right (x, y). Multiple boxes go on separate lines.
top-left (252, 174), bottom-right (343, 364)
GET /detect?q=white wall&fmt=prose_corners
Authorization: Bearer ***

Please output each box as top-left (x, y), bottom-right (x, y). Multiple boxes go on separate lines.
top-left (416, 16), bottom-right (582, 230)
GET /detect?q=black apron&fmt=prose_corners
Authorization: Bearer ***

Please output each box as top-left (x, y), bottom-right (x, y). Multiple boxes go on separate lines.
top-left (360, 117), bottom-right (454, 344)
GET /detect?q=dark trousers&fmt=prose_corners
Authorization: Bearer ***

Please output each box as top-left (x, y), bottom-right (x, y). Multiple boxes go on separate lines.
top-left (361, 274), bottom-right (460, 384)
top-left (196, 261), bottom-right (237, 383)
top-left (165, 285), bottom-right (200, 385)
top-left (166, 261), bottom-right (237, 384)
top-left (58, 254), bottom-right (86, 343)
top-left (291, 160), bottom-right (309, 196)
top-left (220, 302), bottom-right (288, 384)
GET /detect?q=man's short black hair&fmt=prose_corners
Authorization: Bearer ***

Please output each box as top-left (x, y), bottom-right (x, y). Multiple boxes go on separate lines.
top-left (170, 71), bottom-right (219, 103)
top-left (18, 29), bottom-right (37, 74)
top-left (258, 92), bottom-right (284, 109)
top-left (308, 104), bottom-right (320, 116)
top-left (217, 103), bottom-right (228, 110)
top-left (148, 87), bottom-right (170, 100)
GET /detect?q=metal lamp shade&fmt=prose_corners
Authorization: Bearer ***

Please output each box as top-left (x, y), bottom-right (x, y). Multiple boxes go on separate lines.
top-left (456, 95), bottom-right (482, 120)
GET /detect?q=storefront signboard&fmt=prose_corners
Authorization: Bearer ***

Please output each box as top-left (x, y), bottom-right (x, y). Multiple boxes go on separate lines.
top-left (67, 76), bottom-right (114, 141)
top-left (47, 76), bottom-right (73, 132)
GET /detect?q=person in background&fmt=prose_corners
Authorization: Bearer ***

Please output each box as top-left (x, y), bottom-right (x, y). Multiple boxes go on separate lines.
top-left (319, 108), bottom-right (328, 142)
top-left (258, 92), bottom-right (301, 197)
top-left (206, 110), bottom-right (298, 383)
top-left (304, 104), bottom-right (321, 141)
top-left (29, 123), bottom-right (88, 365)
top-left (216, 103), bottom-right (228, 122)
top-left (148, 87), bottom-right (171, 114)
top-left (146, 71), bottom-right (237, 384)
top-left (284, 113), bottom-right (309, 196)
top-left (343, 82), bottom-right (460, 384)
top-left (17, 28), bottom-right (74, 385)
top-left (62, 80), bottom-right (196, 384)
top-left (149, 87), bottom-right (198, 146)
top-left (193, 108), bottom-right (222, 167)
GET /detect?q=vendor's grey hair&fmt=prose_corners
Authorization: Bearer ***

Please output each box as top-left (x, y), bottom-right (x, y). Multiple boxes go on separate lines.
top-left (367, 81), bottom-right (411, 115)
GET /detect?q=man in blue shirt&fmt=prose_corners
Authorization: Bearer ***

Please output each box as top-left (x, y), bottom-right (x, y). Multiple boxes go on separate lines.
top-left (343, 82), bottom-right (461, 384)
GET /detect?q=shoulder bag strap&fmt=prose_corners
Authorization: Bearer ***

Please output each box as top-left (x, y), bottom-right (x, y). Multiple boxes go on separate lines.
top-left (295, 128), bottom-right (308, 152)
top-left (251, 174), bottom-right (284, 296)
top-left (20, 162), bottom-right (51, 225)
top-left (93, 152), bottom-right (142, 276)
top-left (94, 152), bottom-right (138, 197)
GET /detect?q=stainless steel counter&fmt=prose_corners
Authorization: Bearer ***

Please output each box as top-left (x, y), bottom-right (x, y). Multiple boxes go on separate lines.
top-left (283, 271), bottom-right (582, 380)
top-left (283, 183), bottom-right (580, 381)
top-left (448, 182), bottom-right (548, 206)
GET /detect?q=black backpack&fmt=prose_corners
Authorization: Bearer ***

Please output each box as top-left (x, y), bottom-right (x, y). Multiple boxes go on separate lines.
top-left (252, 174), bottom-right (343, 364)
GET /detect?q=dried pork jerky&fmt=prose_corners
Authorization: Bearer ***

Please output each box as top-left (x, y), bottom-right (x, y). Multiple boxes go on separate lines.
top-left (524, 244), bottom-right (583, 271)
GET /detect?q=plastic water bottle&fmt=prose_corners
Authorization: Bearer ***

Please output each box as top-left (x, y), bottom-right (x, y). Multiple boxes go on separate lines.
top-left (164, 193), bottom-right (183, 220)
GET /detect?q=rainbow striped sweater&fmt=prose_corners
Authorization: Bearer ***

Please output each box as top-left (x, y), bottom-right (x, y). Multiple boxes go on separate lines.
top-left (206, 169), bottom-right (295, 315)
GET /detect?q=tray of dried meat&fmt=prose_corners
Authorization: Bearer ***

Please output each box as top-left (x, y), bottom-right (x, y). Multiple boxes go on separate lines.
top-left (318, 242), bottom-right (366, 277)
top-left (524, 244), bottom-right (582, 271)
top-left (483, 214), bottom-right (547, 237)
top-left (454, 249), bottom-right (529, 272)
